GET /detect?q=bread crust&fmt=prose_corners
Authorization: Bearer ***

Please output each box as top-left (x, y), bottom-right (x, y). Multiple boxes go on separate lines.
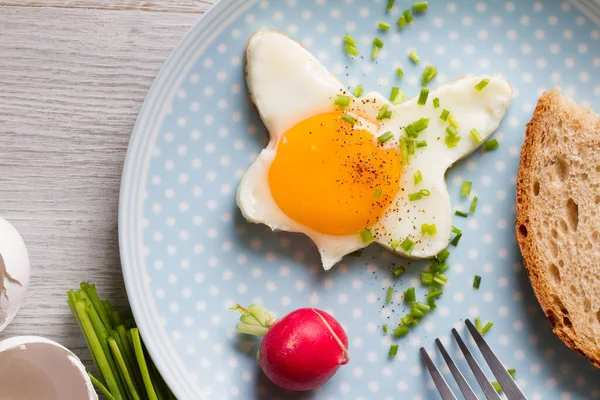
top-left (516, 89), bottom-right (600, 367)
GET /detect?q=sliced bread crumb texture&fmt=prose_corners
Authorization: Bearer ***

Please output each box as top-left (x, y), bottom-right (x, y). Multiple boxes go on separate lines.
top-left (516, 89), bottom-right (600, 367)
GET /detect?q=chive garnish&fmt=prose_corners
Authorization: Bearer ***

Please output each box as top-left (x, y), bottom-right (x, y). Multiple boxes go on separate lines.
top-left (407, 139), bottom-right (415, 155)
top-left (414, 170), bottom-right (423, 185)
top-left (404, 118), bottom-right (429, 137)
top-left (436, 249), bottom-right (450, 262)
top-left (378, 131), bottom-right (394, 143)
top-left (390, 87), bottom-right (399, 102)
top-left (455, 210), bottom-right (468, 217)
top-left (474, 317), bottom-right (483, 332)
top-left (445, 131), bottom-right (461, 148)
top-left (413, 1), bottom-right (429, 12)
top-left (334, 94), bottom-right (351, 107)
top-left (446, 125), bottom-right (458, 137)
top-left (484, 139), bottom-right (500, 151)
top-left (450, 233), bottom-right (462, 246)
top-left (451, 226), bottom-right (462, 234)
top-left (440, 109), bottom-right (450, 121)
top-left (447, 113), bottom-right (461, 128)
top-left (393, 266), bottom-right (406, 278)
top-left (400, 315), bottom-right (414, 326)
top-left (410, 307), bottom-right (424, 318)
top-left (421, 224), bottom-right (437, 236)
top-left (416, 140), bottom-right (427, 148)
top-left (482, 321), bottom-right (494, 334)
top-left (413, 301), bottom-right (431, 313)
top-left (360, 228), bottom-right (374, 243)
top-left (470, 196), bottom-right (478, 213)
top-left (492, 381), bottom-right (503, 393)
top-left (409, 49), bottom-right (420, 63)
top-left (389, 344), bottom-right (399, 356)
top-left (341, 114), bottom-right (356, 125)
top-left (399, 139), bottom-right (409, 165)
top-left (394, 326), bottom-right (410, 337)
top-left (426, 290), bottom-right (443, 299)
top-left (390, 87), bottom-right (404, 105)
top-left (404, 287), bottom-right (416, 303)
top-left (386, 0), bottom-right (395, 11)
top-left (422, 271), bottom-right (433, 285)
top-left (404, 9), bottom-right (414, 23)
top-left (344, 44), bottom-right (360, 57)
top-left (374, 187), bottom-right (383, 200)
top-left (353, 85), bottom-right (364, 98)
top-left (383, 324), bottom-right (389, 335)
top-left (420, 189), bottom-right (431, 196)
top-left (408, 192), bottom-right (422, 201)
top-left (508, 368), bottom-right (516, 379)
top-left (397, 15), bottom-right (407, 27)
top-left (475, 78), bottom-right (490, 91)
top-left (461, 181), bottom-right (472, 197)
top-left (344, 34), bottom-right (358, 47)
top-left (378, 21), bottom-right (391, 31)
top-left (400, 238), bottom-right (415, 254)
top-left (396, 67), bottom-right (405, 78)
top-left (433, 272), bottom-right (448, 286)
top-left (433, 97), bottom-right (440, 108)
top-left (386, 287), bottom-right (394, 303)
top-left (391, 240), bottom-right (400, 250)
top-left (376, 105), bottom-right (392, 120)
top-left (417, 88), bottom-right (429, 105)
top-left (473, 275), bottom-right (481, 289)
top-left (421, 65), bottom-right (438, 86)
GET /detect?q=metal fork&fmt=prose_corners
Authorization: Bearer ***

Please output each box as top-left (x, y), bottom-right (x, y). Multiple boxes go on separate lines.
top-left (420, 319), bottom-right (527, 400)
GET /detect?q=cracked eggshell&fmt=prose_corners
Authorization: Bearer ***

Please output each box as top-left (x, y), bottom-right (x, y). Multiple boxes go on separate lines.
top-left (0, 336), bottom-right (98, 400)
top-left (0, 217), bottom-right (30, 332)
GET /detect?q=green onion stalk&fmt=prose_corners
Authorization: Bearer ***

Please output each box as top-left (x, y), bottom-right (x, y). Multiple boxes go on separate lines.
top-left (67, 282), bottom-right (176, 400)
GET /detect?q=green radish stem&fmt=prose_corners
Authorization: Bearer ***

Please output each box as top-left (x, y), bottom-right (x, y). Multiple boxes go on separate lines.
top-left (89, 373), bottom-right (117, 400)
top-left (231, 304), bottom-right (277, 336)
top-left (109, 337), bottom-right (141, 400)
top-left (131, 328), bottom-right (159, 400)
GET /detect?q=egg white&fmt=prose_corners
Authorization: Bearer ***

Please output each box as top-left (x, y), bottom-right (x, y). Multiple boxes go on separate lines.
top-left (238, 31), bottom-right (513, 269)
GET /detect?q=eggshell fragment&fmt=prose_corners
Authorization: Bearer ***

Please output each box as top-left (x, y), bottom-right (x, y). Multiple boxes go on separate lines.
top-left (0, 217), bottom-right (30, 332)
top-left (0, 336), bottom-right (98, 400)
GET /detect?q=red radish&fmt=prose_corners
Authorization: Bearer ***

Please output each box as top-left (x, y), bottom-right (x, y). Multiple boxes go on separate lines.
top-left (231, 304), bottom-right (350, 391)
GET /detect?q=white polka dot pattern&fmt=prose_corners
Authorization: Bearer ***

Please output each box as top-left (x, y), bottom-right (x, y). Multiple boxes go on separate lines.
top-left (120, 0), bottom-right (600, 399)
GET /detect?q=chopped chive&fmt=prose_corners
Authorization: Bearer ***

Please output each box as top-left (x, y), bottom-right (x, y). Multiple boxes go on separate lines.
top-left (450, 233), bottom-right (462, 246)
top-left (421, 65), bottom-right (438, 86)
top-left (334, 94), bottom-right (351, 107)
top-left (383, 324), bottom-right (389, 335)
top-left (420, 189), bottom-right (431, 196)
top-left (508, 368), bottom-right (516, 379)
top-left (492, 381), bottom-right (503, 393)
top-left (421, 223), bottom-right (437, 236)
top-left (417, 88), bottom-right (429, 105)
top-left (413, 117), bottom-right (430, 132)
top-left (376, 105), bottom-right (392, 120)
top-left (400, 315), bottom-right (414, 326)
top-left (374, 187), bottom-right (383, 200)
top-left (440, 109), bottom-right (450, 121)
top-left (455, 210), bottom-right (468, 217)
top-left (360, 228), bottom-right (374, 243)
top-left (378, 131), bottom-right (394, 143)
top-left (446, 125), bottom-right (458, 137)
top-left (410, 307), bottom-right (425, 318)
top-left (413, 1), bottom-right (429, 12)
top-left (344, 34), bottom-right (358, 47)
top-left (413, 301), bottom-right (431, 313)
top-left (474, 317), bottom-right (483, 332)
top-left (386, 0), bottom-right (395, 11)
top-left (409, 49), bottom-right (420, 63)
top-left (393, 266), bottom-right (406, 278)
top-left (404, 9), bottom-right (414, 23)
top-left (386, 287), bottom-right (394, 303)
top-left (404, 124), bottom-right (418, 138)
top-left (421, 271), bottom-right (434, 285)
top-left (391, 240), bottom-right (400, 250)
top-left (460, 181), bottom-right (472, 197)
top-left (473, 275), bottom-right (481, 289)
top-left (426, 290), bottom-right (443, 299)
top-left (427, 296), bottom-right (437, 309)
top-left (416, 140), bottom-right (428, 148)
top-left (378, 21), bottom-right (391, 31)
top-left (400, 238), bottom-right (415, 254)
top-left (399, 138), bottom-right (409, 165)
top-left (451, 226), bottom-right (462, 234)
top-left (470, 196), bottom-right (478, 213)
top-left (389, 344), bottom-right (399, 356)
top-left (344, 44), bottom-right (360, 57)
top-left (341, 114), bottom-right (356, 125)
top-left (353, 85), bottom-right (364, 98)
top-left (483, 139), bottom-right (500, 151)
top-left (414, 170), bottom-right (423, 185)
top-left (445, 134), bottom-right (461, 148)
top-left (433, 97), bottom-right (440, 108)
top-left (408, 192), bottom-right (422, 201)
top-left (404, 287), bottom-right (416, 303)
top-left (407, 139), bottom-right (415, 155)
top-left (394, 326), bottom-right (410, 337)
top-left (397, 15), bottom-right (407, 27)
top-left (436, 249), bottom-right (450, 262)
top-left (396, 67), bottom-right (404, 78)
top-left (475, 78), bottom-right (490, 91)
top-left (481, 321), bottom-right (494, 334)
top-left (447, 113), bottom-right (461, 128)
top-left (374, 37), bottom-right (384, 48)
top-left (391, 87), bottom-right (404, 105)
top-left (433, 272), bottom-right (448, 286)
top-left (372, 47), bottom-right (380, 59)
top-left (470, 128), bottom-right (483, 144)
top-left (390, 87), bottom-right (399, 102)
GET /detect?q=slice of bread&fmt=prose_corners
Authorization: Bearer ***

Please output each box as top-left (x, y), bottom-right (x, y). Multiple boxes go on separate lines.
top-left (516, 89), bottom-right (600, 366)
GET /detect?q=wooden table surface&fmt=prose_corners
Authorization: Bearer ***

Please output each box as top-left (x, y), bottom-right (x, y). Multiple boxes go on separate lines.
top-left (0, 0), bottom-right (214, 370)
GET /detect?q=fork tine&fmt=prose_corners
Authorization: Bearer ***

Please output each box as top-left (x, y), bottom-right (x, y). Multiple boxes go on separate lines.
top-left (419, 347), bottom-right (458, 400)
top-left (452, 328), bottom-right (502, 400)
top-left (465, 320), bottom-right (528, 400)
top-left (435, 339), bottom-right (479, 400)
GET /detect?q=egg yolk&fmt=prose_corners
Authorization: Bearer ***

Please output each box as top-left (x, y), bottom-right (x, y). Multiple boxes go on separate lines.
top-left (269, 111), bottom-right (401, 236)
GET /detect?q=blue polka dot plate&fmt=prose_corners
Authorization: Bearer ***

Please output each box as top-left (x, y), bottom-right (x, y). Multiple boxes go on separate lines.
top-left (119, 1), bottom-right (600, 398)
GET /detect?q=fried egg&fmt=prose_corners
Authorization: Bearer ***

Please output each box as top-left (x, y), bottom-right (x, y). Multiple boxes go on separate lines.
top-left (237, 31), bottom-right (513, 269)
